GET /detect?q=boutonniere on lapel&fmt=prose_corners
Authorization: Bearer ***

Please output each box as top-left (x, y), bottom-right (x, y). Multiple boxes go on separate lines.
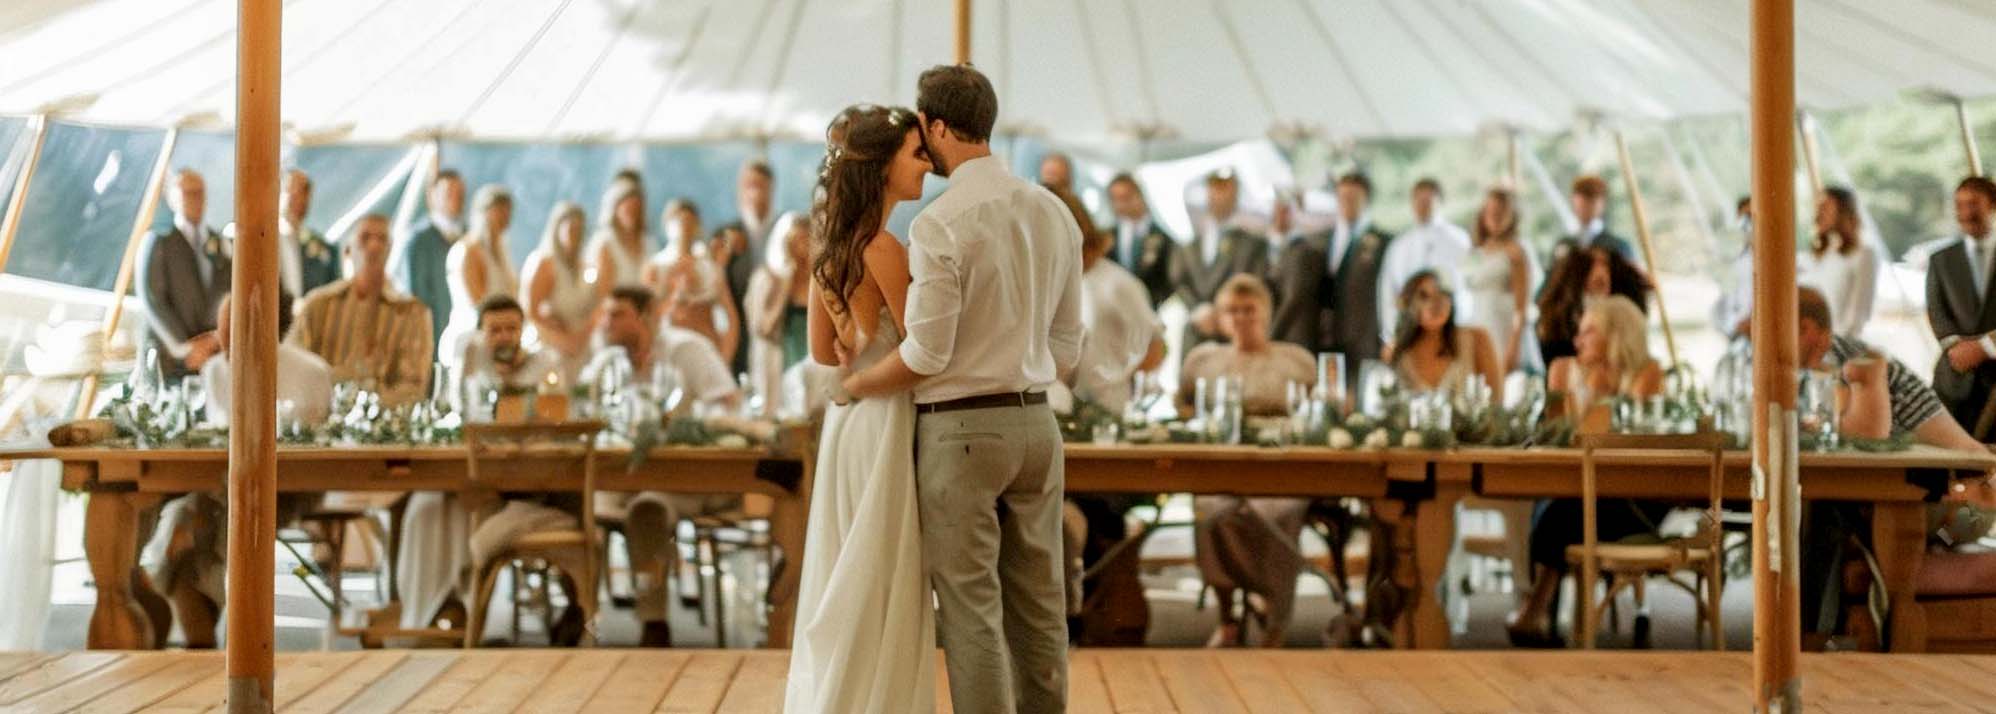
top-left (303, 235), bottom-right (328, 262)
top-left (1141, 235), bottom-right (1162, 266)
top-left (204, 236), bottom-right (223, 258)
top-left (1358, 234), bottom-right (1381, 264)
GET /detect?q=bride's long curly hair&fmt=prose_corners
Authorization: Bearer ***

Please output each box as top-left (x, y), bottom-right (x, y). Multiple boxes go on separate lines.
top-left (811, 104), bottom-right (917, 318)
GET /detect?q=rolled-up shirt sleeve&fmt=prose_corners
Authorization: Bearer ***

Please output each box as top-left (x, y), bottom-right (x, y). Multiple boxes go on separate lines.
top-left (1049, 223), bottom-right (1086, 374)
top-left (899, 214), bottom-right (962, 376)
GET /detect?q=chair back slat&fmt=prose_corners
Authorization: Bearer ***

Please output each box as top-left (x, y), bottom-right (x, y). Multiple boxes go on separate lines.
top-left (1574, 427), bottom-right (1729, 650)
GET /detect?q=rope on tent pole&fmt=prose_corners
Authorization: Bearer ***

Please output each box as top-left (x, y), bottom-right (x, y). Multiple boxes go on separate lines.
top-left (1612, 127), bottom-right (1680, 366)
top-left (0, 114), bottom-right (49, 276)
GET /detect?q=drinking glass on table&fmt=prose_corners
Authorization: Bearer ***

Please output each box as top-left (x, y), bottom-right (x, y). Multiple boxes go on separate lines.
top-left (180, 375), bottom-right (207, 427)
top-left (1316, 352), bottom-right (1347, 412)
top-left (1797, 368), bottom-right (1840, 450)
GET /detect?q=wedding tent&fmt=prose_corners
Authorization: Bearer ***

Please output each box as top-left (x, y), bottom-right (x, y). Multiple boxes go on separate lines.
top-left (4, 0), bottom-right (1996, 144)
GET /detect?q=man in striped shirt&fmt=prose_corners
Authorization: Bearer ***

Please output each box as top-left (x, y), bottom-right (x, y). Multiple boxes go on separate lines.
top-left (291, 214), bottom-right (435, 407)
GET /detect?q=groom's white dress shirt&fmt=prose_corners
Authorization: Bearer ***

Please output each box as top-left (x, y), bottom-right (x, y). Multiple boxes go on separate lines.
top-left (900, 156), bottom-right (1086, 405)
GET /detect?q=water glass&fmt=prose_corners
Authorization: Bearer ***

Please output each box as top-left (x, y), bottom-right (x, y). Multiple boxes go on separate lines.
top-left (180, 375), bottom-right (207, 427)
top-left (1091, 421), bottom-right (1120, 445)
top-left (1357, 359), bottom-right (1397, 417)
top-left (1316, 353), bottom-right (1347, 408)
top-left (1798, 369), bottom-right (1839, 450)
top-left (651, 362), bottom-right (684, 416)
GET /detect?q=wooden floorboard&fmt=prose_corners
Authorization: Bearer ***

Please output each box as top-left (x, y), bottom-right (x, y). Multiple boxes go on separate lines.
top-left (5, 649), bottom-right (1995, 713)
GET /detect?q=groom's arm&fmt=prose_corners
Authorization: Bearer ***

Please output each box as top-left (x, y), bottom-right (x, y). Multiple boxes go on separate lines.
top-left (846, 215), bottom-right (957, 398)
top-left (844, 351), bottom-right (926, 398)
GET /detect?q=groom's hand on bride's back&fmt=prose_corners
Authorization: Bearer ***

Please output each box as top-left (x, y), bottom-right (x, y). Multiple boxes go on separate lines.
top-left (832, 337), bottom-right (855, 367)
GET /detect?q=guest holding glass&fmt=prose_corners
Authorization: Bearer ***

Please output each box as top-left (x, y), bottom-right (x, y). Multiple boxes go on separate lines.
top-left (1801, 186), bottom-right (1880, 339)
top-left (1462, 187), bottom-right (1540, 374)
top-left (1506, 295), bottom-right (1663, 647)
top-left (1535, 245), bottom-right (1652, 365)
top-left (1389, 270), bottom-right (1502, 399)
top-left (644, 199), bottom-right (743, 364)
top-left (589, 173), bottom-right (651, 293)
top-left (291, 214), bottom-right (435, 406)
top-left (437, 185), bottom-right (519, 369)
top-left (521, 201), bottom-right (599, 378)
top-left (1176, 274), bottom-right (1317, 647)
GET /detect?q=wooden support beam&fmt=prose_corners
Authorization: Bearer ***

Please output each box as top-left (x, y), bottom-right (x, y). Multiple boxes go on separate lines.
top-left (1958, 100), bottom-right (1984, 178)
top-left (955, 0), bottom-right (972, 65)
top-left (1611, 129), bottom-right (1679, 365)
top-left (226, 0), bottom-right (281, 710)
top-left (0, 115), bottom-right (50, 275)
top-left (1797, 111), bottom-right (1824, 196)
top-left (1506, 130), bottom-right (1522, 191)
top-left (1750, 0), bottom-right (1802, 710)
top-left (101, 129), bottom-right (180, 348)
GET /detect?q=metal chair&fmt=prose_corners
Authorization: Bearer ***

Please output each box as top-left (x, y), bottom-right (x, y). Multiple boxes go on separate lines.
top-left (1568, 430), bottom-right (1728, 650)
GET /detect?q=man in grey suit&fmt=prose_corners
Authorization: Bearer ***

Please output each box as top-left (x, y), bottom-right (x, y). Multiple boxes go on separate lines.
top-left (1171, 169), bottom-right (1267, 350)
top-left (844, 64), bottom-right (1084, 713)
top-left (1926, 176), bottom-right (1996, 435)
top-left (1269, 172), bottom-right (1393, 396)
top-left (136, 168), bottom-right (231, 380)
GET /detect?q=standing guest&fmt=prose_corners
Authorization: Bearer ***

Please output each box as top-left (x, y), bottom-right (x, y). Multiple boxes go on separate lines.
top-left (1039, 152), bottom-right (1075, 193)
top-left (1261, 190), bottom-right (1304, 268)
top-left (1710, 197), bottom-right (1755, 342)
top-left (291, 214), bottom-right (435, 406)
top-left (136, 168), bottom-right (230, 380)
top-left (1927, 176), bottom-right (1996, 432)
top-left (1536, 246), bottom-right (1652, 365)
top-left (1171, 169), bottom-right (1267, 349)
top-left (393, 169), bottom-right (466, 348)
top-left (1389, 270), bottom-right (1503, 399)
top-left (1801, 186), bottom-right (1881, 339)
top-left (742, 212), bottom-right (815, 416)
top-left (1377, 178), bottom-right (1472, 336)
top-left (1320, 172), bottom-right (1395, 394)
top-left (583, 287), bottom-right (741, 646)
top-left (588, 173), bottom-right (651, 293)
top-left (1549, 175), bottom-right (1636, 268)
top-left (437, 185), bottom-right (519, 369)
top-left (643, 199), bottom-right (742, 364)
top-left (720, 160), bottom-right (777, 375)
top-left (1176, 274), bottom-right (1316, 647)
top-left (520, 202), bottom-right (599, 378)
top-left (1507, 295), bottom-right (1664, 647)
top-left (279, 168), bottom-right (340, 299)
top-left (1106, 173), bottom-right (1175, 307)
top-left (1462, 187), bottom-right (1540, 374)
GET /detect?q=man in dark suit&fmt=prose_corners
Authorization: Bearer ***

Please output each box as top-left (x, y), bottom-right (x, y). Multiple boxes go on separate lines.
top-left (1105, 172), bottom-right (1175, 306)
top-left (718, 159), bottom-right (775, 376)
top-left (1271, 172), bottom-right (1393, 397)
top-left (1927, 176), bottom-right (1996, 435)
top-left (136, 168), bottom-right (231, 380)
top-left (280, 169), bottom-right (340, 299)
top-left (1548, 175), bottom-right (1638, 269)
top-left (1170, 169), bottom-right (1266, 350)
top-left (392, 169), bottom-right (465, 349)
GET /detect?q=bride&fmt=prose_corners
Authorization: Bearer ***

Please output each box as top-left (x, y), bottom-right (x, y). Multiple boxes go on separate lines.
top-left (783, 104), bottom-right (936, 713)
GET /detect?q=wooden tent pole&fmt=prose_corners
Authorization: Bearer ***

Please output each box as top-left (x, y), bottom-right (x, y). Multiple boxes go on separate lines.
top-left (0, 115), bottom-right (50, 274)
top-left (226, 0), bottom-right (281, 710)
top-left (1751, 0), bottom-right (1802, 710)
top-left (1958, 100), bottom-right (1984, 178)
top-left (1797, 111), bottom-right (1825, 196)
top-left (1506, 129), bottom-right (1522, 190)
top-left (955, 0), bottom-right (972, 64)
top-left (1612, 129), bottom-right (1679, 365)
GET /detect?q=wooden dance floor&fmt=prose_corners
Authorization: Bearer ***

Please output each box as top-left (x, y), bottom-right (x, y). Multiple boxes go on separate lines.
top-left (0, 648), bottom-right (1988, 712)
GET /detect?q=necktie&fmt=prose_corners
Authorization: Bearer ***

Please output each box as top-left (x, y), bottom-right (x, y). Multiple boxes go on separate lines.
top-left (1120, 223), bottom-right (1138, 268)
top-left (189, 228), bottom-right (213, 288)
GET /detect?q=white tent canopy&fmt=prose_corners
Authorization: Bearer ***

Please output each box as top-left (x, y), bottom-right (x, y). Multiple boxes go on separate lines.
top-left (5, 0), bottom-right (1996, 145)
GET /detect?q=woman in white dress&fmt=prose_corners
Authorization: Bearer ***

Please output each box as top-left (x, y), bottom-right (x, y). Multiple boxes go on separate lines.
top-left (1462, 187), bottom-right (1540, 375)
top-left (1802, 186), bottom-right (1880, 339)
top-left (520, 202), bottom-right (599, 379)
top-left (784, 104), bottom-right (935, 713)
top-left (589, 174), bottom-right (651, 294)
top-left (438, 184), bottom-right (519, 368)
top-left (1389, 270), bottom-right (1503, 398)
top-left (643, 199), bottom-right (743, 364)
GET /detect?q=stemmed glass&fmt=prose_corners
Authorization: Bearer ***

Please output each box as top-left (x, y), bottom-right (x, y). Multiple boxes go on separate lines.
top-left (1797, 369), bottom-right (1840, 450)
top-left (1357, 359), bottom-right (1398, 418)
top-left (180, 375), bottom-right (207, 429)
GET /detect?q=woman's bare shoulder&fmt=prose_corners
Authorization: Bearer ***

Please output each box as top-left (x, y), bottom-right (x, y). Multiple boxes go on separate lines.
top-left (863, 231), bottom-right (908, 259)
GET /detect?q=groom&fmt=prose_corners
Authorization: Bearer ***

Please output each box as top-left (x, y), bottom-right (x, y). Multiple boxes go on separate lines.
top-left (843, 64), bottom-right (1084, 713)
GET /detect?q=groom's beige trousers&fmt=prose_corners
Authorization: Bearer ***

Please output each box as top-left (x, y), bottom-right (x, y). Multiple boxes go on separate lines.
top-left (917, 401), bottom-right (1069, 713)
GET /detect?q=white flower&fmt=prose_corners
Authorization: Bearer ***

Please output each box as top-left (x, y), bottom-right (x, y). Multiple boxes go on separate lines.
top-left (1401, 431), bottom-right (1425, 448)
top-left (1328, 428), bottom-right (1355, 449)
top-left (1363, 429), bottom-right (1391, 449)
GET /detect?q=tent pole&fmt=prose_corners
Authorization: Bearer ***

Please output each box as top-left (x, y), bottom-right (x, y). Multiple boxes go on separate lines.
top-left (1797, 111), bottom-right (1824, 196)
top-left (0, 115), bottom-right (49, 275)
top-left (1506, 130), bottom-right (1521, 190)
top-left (1611, 128), bottom-right (1679, 365)
top-left (1750, 0), bottom-right (1802, 710)
top-left (226, 0), bottom-right (281, 710)
top-left (1958, 100), bottom-right (1984, 178)
top-left (955, 0), bottom-right (972, 64)
top-left (78, 127), bottom-right (179, 420)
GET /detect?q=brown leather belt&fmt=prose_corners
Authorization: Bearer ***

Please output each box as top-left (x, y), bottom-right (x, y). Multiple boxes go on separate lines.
top-left (914, 390), bottom-right (1048, 415)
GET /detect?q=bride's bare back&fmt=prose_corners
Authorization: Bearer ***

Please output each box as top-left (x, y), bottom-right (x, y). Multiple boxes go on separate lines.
top-left (812, 231), bottom-right (910, 361)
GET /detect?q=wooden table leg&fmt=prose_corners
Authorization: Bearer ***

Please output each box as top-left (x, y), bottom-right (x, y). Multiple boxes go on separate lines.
top-left (1872, 501), bottom-right (1927, 652)
top-left (84, 490), bottom-right (162, 649)
top-left (1411, 481), bottom-right (1465, 650)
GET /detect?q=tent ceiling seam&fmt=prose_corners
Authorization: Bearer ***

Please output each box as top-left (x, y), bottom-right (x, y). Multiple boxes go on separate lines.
top-left (457, 0), bottom-right (578, 132)
top-left (1623, 0), bottom-right (1747, 107)
top-left (1116, 0), bottom-right (1163, 127)
top-left (0, 0), bottom-right (208, 96)
top-left (322, 0), bottom-right (490, 126)
top-left (1816, 0), bottom-right (1996, 84)
top-left (631, 6), bottom-right (712, 139)
top-left (1403, 0), bottom-right (1542, 127)
top-left (65, 0), bottom-right (311, 99)
top-left (888, 0), bottom-right (904, 101)
top-left (1293, 0), bottom-right (1390, 136)
top-left (723, 0), bottom-right (783, 90)
top-left (1069, 0), bottom-right (1119, 129)
top-left (754, 0), bottom-right (813, 136)
top-left (545, 0), bottom-right (652, 137)
top-left (1207, 0), bottom-right (1278, 127)
top-left (1669, 0), bottom-right (1864, 106)
top-left (169, 0), bottom-right (403, 124)
top-left (1459, 1), bottom-right (1586, 117)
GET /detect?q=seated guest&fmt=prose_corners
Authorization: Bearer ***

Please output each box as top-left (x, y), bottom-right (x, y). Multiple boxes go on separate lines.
top-left (743, 212), bottom-right (815, 417)
top-left (1507, 295), bottom-right (1663, 647)
top-left (642, 199), bottom-right (742, 364)
top-left (521, 202), bottom-right (599, 378)
top-left (1536, 245), bottom-right (1652, 364)
top-left (136, 168), bottom-right (229, 380)
top-left (291, 214), bottom-right (435, 406)
top-left (1039, 151), bottom-right (1074, 193)
top-left (201, 292), bottom-right (332, 425)
top-left (586, 286), bottom-right (741, 646)
top-left (1176, 274), bottom-right (1317, 647)
top-left (1377, 178), bottom-right (1472, 334)
top-left (1389, 269), bottom-right (1502, 400)
top-left (454, 294), bottom-right (562, 403)
top-left (438, 184), bottom-right (519, 369)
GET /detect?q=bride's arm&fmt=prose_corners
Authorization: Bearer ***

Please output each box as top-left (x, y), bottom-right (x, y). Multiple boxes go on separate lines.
top-left (807, 281), bottom-right (842, 367)
top-left (864, 233), bottom-right (912, 335)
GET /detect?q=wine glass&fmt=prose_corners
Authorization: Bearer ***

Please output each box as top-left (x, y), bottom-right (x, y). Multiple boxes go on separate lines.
top-left (651, 362), bottom-right (684, 417)
top-left (1357, 359), bottom-right (1398, 417)
top-left (180, 375), bottom-right (207, 427)
top-left (1316, 352), bottom-right (1346, 409)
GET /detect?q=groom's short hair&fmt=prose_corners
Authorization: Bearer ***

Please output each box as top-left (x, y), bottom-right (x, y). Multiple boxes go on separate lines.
top-left (917, 64), bottom-right (998, 143)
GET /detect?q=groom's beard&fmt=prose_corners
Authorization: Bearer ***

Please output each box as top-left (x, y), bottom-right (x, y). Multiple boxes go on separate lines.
top-left (919, 129), bottom-right (946, 177)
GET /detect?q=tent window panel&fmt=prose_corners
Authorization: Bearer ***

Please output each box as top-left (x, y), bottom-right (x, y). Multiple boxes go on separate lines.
top-left (292, 144), bottom-right (417, 244)
top-left (441, 142), bottom-right (626, 271)
top-left (0, 117), bottom-right (28, 214)
top-left (154, 130), bottom-right (236, 240)
top-left (5, 123), bottom-right (169, 292)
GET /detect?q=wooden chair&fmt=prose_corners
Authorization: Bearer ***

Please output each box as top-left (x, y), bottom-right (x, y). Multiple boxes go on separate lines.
top-left (1568, 430), bottom-right (1728, 650)
top-left (461, 421), bottom-right (607, 647)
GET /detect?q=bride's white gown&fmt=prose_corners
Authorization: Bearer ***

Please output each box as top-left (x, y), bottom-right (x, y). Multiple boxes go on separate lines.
top-left (784, 307), bottom-right (936, 713)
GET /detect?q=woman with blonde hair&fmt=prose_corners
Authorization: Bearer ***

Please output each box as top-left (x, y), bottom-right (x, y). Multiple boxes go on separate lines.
top-left (741, 211), bottom-right (817, 415)
top-left (520, 201), bottom-right (598, 375)
top-left (438, 184), bottom-right (519, 367)
top-left (642, 199), bottom-right (742, 364)
top-left (589, 174), bottom-right (651, 293)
